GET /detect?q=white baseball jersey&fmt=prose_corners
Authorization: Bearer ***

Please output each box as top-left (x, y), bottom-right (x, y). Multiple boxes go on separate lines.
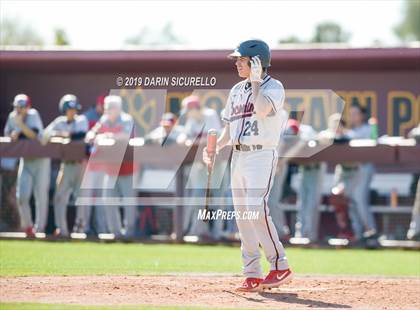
top-left (44, 114), bottom-right (89, 139)
top-left (4, 108), bottom-right (44, 139)
top-left (4, 108), bottom-right (50, 232)
top-left (184, 108), bottom-right (222, 138)
top-left (45, 115), bottom-right (89, 236)
top-left (94, 112), bottom-right (134, 136)
top-left (221, 75), bottom-right (286, 147)
top-left (91, 112), bottom-right (137, 176)
top-left (347, 123), bottom-right (371, 139)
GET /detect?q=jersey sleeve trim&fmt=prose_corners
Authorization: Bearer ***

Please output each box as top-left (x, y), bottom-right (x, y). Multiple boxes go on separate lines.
top-left (263, 95), bottom-right (277, 113)
top-left (221, 116), bottom-right (231, 123)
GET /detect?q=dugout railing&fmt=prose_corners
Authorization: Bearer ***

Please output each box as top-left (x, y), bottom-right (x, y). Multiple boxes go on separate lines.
top-left (0, 138), bottom-right (419, 245)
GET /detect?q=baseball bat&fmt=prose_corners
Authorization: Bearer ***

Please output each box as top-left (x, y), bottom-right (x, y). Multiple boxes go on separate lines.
top-left (203, 129), bottom-right (217, 222)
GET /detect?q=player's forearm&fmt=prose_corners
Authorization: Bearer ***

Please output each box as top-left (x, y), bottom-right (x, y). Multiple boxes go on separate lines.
top-left (43, 122), bottom-right (61, 140)
top-left (85, 123), bottom-right (101, 143)
top-left (251, 82), bottom-right (272, 118)
top-left (85, 130), bottom-right (96, 143)
top-left (18, 123), bottom-right (38, 140)
top-left (216, 125), bottom-right (230, 150)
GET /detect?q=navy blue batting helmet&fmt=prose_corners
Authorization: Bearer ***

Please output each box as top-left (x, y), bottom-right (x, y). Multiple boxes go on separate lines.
top-left (59, 94), bottom-right (81, 114)
top-left (228, 39), bottom-right (271, 68)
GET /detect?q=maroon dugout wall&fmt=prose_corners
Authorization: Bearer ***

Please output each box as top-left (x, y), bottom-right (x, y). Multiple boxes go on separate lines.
top-left (0, 48), bottom-right (419, 137)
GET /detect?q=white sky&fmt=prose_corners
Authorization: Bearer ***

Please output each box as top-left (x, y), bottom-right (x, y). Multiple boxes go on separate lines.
top-left (0, 0), bottom-right (406, 49)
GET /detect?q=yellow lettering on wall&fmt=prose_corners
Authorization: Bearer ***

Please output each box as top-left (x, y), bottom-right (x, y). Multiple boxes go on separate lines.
top-left (387, 91), bottom-right (419, 136)
top-left (337, 91), bottom-right (377, 125)
top-left (285, 90), bottom-right (331, 131)
top-left (118, 88), bottom-right (158, 134)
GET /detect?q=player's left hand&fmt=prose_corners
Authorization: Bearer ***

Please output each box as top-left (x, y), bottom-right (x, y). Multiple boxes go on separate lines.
top-left (15, 114), bottom-right (24, 127)
top-left (250, 56), bottom-right (263, 83)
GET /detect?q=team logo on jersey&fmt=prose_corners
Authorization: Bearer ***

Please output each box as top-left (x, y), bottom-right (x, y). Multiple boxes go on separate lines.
top-left (229, 101), bottom-right (255, 122)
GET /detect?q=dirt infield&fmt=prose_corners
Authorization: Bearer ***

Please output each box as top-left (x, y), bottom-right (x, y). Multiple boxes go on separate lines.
top-left (1, 275), bottom-right (419, 309)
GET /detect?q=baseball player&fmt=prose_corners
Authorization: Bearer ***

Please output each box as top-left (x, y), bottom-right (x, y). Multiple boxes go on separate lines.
top-left (407, 124), bottom-right (420, 240)
top-left (3, 94), bottom-right (51, 237)
top-left (346, 105), bottom-right (377, 240)
top-left (333, 105), bottom-right (377, 241)
top-left (85, 95), bottom-right (138, 238)
top-left (84, 95), bottom-right (105, 128)
top-left (319, 114), bottom-right (353, 239)
top-left (44, 94), bottom-right (88, 237)
top-left (293, 121), bottom-right (324, 243)
top-left (407, 178), bottom-right (420, 240)
top-left (76, 95), bottom-right (108, 235)
top-left (182, 95), bottom-right (223, 241)
top-left (144, 112), bottom-right (185, 146)
top-left (203, 40), bottom-right (292, 292)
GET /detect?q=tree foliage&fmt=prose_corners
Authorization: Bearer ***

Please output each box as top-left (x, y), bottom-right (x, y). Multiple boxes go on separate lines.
top-left (311, 21), bottom-right (350, 43)
top-left (125, 22), bottom-right (183, 46)
top-left (0, 18), bottom-right (44, 46)
top-left (394, 0), bottom-right (420, 42)
top-left (54, 28), bottom-right (70, 46)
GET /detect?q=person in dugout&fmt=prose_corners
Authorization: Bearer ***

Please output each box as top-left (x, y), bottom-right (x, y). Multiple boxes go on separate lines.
top-left (293, 120), bottom-right (324, 243)
top-left (406, 123), bottom-right (420, 241)
top-left (43, 94), bottom-right (88, 237)
top-left (330, 106), bottom-right (377, 242)
top-left (181, 95), bottom-right (224, 241)
top-left (76, 94), bottom-right (108, 235)
top-left (144, 112), bottom-right (185, 146)
top-left (318, 114), bottom-right (352, 239)
top-left (3, 94), bottom-right (51, 237)
top-left (85, 95), bottom-right (138, 239)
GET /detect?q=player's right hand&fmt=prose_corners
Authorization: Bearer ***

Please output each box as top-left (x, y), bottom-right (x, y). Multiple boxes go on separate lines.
top-left (202, 146), bottom-right (215, 166)
top-left (10, 130), bottom-right (20, 141)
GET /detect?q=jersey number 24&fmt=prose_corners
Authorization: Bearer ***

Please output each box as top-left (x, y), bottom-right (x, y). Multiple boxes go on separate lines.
top-left (243, 120), bottom-right (259, 136)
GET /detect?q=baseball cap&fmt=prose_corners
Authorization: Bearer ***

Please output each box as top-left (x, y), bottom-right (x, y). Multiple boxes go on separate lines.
top-left (182, 95), bottom-right (200, 110)
top-left (97, 95), bottom-right (106, 107)
top-left (160, 112), bottom-right (177, 126)
top-left (104, 95), bottom-right (122, 110)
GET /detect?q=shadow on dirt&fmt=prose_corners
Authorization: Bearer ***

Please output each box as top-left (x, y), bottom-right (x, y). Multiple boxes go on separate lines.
top-left (259, 291), bottom-right (351, 308)
top-left (222, 290), bottom-right (351, 308)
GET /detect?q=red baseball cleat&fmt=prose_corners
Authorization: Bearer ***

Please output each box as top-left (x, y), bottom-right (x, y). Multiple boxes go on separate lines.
top-left (236, 277), bottom-right (263, 292)
top-left (24, 226), bottom-right (36, 238)
top-left (261, 269), bottom-right (293, 289)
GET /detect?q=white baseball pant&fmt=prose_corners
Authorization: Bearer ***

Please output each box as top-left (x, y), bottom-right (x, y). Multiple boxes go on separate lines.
top-left (53, 162), bottom-right (83, 236)
top-left (231, 149), bottom-right (289, 278)
top-left (16, 158), bottom-right (51, 232)
top-left (103, 174), bottom-right (138, 238)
